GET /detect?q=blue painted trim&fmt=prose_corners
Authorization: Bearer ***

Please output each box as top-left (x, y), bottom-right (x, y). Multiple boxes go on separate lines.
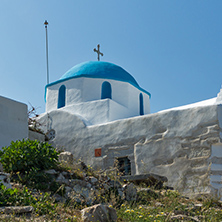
top-left (58, 85), bottom-right (66, 108)
top-left (139, 93), bottom-right (144, 115)
top-left (44, 76), bottom-right (151, 102)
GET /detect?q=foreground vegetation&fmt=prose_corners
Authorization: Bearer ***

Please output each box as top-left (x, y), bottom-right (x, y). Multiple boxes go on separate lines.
top-left (0, 140), bottom-right (222, 221)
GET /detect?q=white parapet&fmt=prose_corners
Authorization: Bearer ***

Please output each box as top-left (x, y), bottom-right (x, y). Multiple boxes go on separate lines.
top-left (0, 96), bottom-right (28, 149)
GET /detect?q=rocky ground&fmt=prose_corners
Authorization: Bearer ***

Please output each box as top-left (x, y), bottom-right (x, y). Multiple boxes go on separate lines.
top-left (1, 151), bottom-right (222, 221)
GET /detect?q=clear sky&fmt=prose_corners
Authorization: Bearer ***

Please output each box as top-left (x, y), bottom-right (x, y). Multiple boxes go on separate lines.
top-left (0, 1), bottom-right (221, 114)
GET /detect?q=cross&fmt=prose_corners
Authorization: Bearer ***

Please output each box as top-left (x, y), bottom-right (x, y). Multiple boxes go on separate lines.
top-left (93, 44), bottom-right (103, 61)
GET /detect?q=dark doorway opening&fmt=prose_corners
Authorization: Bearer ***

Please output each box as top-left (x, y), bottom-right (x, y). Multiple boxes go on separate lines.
top-left (117, 157), bottom-right (131, 175)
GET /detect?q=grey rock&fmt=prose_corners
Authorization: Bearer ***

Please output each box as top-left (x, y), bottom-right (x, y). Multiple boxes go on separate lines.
top-left (69, 179), bottom-right (88, 188)
top-left (44, 169), bottom-right (57, 175)
top-left (170, 214), bottom-right (200, 222)
top-left (108, 180), bottom-right (122, 189)
top-left (56, 173), bottom-right (65, 182)
top-left (61, 171), bottom-right (68, 176)
top-left (123, 183), bottom-right (137, 201)
top-left (58, 151), bottom-right (74, 164)
top-left (0, 206), bottom-right (34, 214)
top-left (120, 173), bottom-right (167, 188)
top-left (81, 204), bottom-right (117, 222)
top-left (88, 176), bottom-right (98, 185)
top-left (53, 194), bottom-right (66, 203)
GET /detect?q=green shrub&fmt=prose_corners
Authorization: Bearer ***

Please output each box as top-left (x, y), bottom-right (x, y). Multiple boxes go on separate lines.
top-left (0, 139), bottom-right (59, 174)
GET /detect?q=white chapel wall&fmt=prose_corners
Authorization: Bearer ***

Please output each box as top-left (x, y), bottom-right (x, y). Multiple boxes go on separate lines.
top-left (0, 96), bottom-right (28, 149)
top-left (45, 77), bottom-right (150, 123)
top-left (38, 104), bottom-right (220, 196)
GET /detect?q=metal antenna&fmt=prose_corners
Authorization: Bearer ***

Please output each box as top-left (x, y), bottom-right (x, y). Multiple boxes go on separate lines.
top-left (44, 20), bottom-right (49, 84)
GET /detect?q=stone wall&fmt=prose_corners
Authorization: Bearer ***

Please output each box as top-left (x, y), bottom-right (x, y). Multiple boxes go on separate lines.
top-left (38, 104), bottom-right (222, 196)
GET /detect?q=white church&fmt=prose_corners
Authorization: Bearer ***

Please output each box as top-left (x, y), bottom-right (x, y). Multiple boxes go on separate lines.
top-left (35, 59), bottom-right (222, 197)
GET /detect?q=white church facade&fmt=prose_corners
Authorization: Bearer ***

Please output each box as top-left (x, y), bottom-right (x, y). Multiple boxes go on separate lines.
top-left (38, 61), bottom-right (222, 197)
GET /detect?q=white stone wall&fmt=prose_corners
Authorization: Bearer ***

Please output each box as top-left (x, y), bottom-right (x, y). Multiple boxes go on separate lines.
top-left (45, 77), bottom-right (150, 124)
top-left (38, 104), bottom-right (221, 196)
top-left (0, 96), bottom-right (28, 149)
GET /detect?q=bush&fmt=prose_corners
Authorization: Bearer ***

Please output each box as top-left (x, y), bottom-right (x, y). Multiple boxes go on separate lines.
top-left (0, 139), bottom-right (59, 174)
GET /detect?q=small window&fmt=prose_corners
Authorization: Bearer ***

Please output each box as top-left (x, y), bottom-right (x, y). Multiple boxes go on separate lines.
top-left (117, 157), bottom-right (131, 175)
top-left (58, 85), bottom-right (66, 108)
top-left (139, 93), bottom-right (144, 115)
top-left (101, 81), bottom-right (112, 99)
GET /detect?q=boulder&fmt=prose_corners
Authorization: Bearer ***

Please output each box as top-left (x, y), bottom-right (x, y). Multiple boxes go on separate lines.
top-left (0, 206), bottom-right (34, 214)
top-left (58, 151), bottom-right (74, 164)
top-left (44, 169), bottom-right (57, 175)
top-left (123, 183), bottom-right (137, 201)
top-left (88, 176), bottom-right (98, 185)
top-left (120, 173), bottom-right (167, 188)
top-left (81, 204), bottom-right (117, 222)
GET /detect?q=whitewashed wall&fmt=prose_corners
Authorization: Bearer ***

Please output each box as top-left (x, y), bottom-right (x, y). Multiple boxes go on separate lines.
top-left (0, 96), bottom-right (28, 149)
top-left (45, 77), bottom-right (150, 124)
top-left (38, 104), bottom-right (222, 196)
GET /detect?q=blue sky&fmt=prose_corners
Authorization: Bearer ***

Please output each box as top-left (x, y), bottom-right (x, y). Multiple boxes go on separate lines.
top-left (0, 1), bottom-right (222, 114)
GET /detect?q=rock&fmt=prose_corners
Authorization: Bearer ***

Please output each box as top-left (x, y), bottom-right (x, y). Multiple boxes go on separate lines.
top-left (76, 161), bottom-right (88, 171)
top-left (194, 203), bottom-right (203, 210)
top-left (69, 179), bottom-right (88, 188)
top-left (155, 202), bottom-right (164, 207)
top-left (0, 206), bottom-right (34, 214)
top-left (81, 204), bottom-right (117, 222)
top-left (99, 175), bottom-right (110, 182)
top-left (123, 183), bottom-right (137, 201)
top-left (53, 194), bottom-right (66, 203)
top-left (108, 180), bottom-right (122, 189)
top-left (118, 189), bottom-right (124, 198)
top-left (0, 163), bottom-right (3, 172)
top-left (0, 172), bottom-right (11, 189)
top-left (44, 169), bottom-right (57, 175)
top-left (120, 173), bottom-right (167, 188)
top-left (170, 214), bottom-right (200, 222)
top-left (58, 151), bottom-right (74, 164)
top-left (88, 176), bottom-right (98, 185)
top-left (61, 171), bottom-right (68, 176)
top-left (56, 173), bottom-right (65, 182)
top-left (137, 188), bottom-right (159, 199)
top-left (64, 186), bottom-right (73, 199)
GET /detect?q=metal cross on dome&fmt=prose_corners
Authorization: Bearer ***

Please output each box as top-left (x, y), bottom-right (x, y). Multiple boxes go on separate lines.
top-left (93, 44), bottom-right (103, 61)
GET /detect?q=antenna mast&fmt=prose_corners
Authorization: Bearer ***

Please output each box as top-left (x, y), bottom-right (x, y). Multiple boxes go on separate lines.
top-left (44, 20), bottom-right (49, 84)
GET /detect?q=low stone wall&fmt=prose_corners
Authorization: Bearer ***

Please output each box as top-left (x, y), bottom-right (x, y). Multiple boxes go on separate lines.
top-left (28, 130), bottom-right (45, 142)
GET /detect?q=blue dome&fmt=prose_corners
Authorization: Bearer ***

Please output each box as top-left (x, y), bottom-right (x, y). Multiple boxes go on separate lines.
top-left (59, 61), bottom-right (139, 87)
top-left (45, 61), bottom-right (151, 98)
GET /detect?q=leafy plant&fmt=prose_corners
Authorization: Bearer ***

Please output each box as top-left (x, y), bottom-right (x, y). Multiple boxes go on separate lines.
top-left (0, 139), bottom-right (59, 174)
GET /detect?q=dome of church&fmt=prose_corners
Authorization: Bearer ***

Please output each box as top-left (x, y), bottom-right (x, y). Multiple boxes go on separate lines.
top-left (59, 61), bottom-right (139, 87)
